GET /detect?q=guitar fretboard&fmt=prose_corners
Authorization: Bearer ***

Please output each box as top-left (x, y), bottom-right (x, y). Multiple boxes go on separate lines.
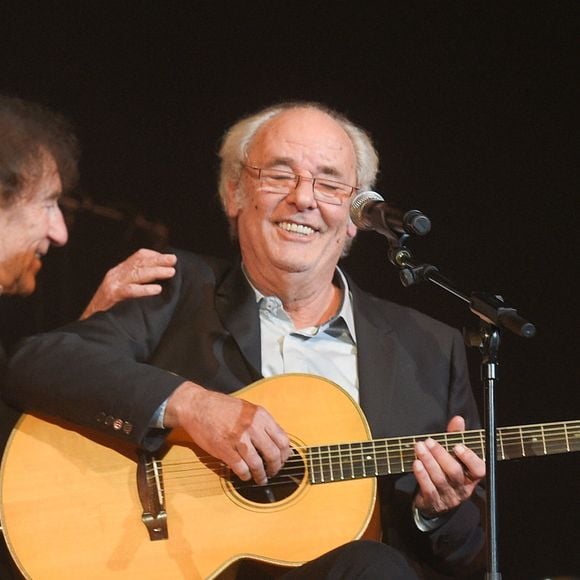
top-left (307, 420), bottom-right (580, 484)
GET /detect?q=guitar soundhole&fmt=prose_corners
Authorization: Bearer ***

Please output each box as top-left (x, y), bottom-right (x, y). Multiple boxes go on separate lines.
top-left (231, 449), bottom-right (305, 504)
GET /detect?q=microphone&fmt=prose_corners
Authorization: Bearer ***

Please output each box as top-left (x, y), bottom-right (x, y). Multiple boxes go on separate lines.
top-left (350, 191), bottom-right (431, 236)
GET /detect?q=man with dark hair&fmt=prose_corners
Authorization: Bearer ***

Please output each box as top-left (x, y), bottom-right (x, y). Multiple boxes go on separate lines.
top-left (0, 95), bottom-right (80, 203)
top-left (0, 95), bottom-right (79, 296)
top-left (0, 95), bottom-right (177, 578)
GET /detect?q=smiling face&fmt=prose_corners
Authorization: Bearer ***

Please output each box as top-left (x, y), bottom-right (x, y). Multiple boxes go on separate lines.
top-left (0, 152), bottom-right (68, 295)
top-left (225, 107), bottom-right (358, 293)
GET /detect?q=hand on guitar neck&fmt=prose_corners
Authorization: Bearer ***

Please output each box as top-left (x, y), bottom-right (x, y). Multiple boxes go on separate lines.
top-left (413, 415), bottom-right (486, 518)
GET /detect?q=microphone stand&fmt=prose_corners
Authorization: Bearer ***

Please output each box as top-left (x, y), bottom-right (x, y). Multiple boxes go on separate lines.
top-left (383, 231), bottom-right (536, 580)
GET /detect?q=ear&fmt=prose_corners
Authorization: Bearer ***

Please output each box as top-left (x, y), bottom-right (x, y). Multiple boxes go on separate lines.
top-left (346, 219), bottom-right (358, 240)
top-left (224, 179), bottom-right (241, 219)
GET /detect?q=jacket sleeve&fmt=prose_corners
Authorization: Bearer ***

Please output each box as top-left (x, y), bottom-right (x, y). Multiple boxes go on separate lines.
top-left (3, 253), bottom-right (196, 450)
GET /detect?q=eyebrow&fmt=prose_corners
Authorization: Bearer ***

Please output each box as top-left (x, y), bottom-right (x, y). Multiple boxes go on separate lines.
top-left (265, 157), bottom-right (343, 179)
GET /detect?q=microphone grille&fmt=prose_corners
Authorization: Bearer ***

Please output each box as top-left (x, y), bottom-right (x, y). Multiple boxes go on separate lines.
top-left (349, 190), bottom-right (384, 229)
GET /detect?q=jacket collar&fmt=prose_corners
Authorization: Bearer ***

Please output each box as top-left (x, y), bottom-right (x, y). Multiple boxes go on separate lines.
top-left (348, 276), bottom-right (401, 438)
top-left (215, 260), bottom-right (262, 380)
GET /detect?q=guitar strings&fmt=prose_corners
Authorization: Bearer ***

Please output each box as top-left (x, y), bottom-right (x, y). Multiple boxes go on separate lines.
top-left (158, 422), bottom-right (578, 472)
top-left (149, 422), bottom-right (578, 495)
top-left (158, 423), bottom-right (578, 476)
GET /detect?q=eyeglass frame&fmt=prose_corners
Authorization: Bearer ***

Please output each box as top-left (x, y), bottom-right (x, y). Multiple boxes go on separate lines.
top-left (241, 163), bottom-right (359, 206)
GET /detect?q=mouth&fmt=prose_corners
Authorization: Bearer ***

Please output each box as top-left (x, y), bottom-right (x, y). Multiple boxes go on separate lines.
top-left (277, 221), bottom-right (319, 236)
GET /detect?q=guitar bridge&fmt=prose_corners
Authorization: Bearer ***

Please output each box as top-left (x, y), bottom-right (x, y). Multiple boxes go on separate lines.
top-left (136, 451), bottom-right (168, 541)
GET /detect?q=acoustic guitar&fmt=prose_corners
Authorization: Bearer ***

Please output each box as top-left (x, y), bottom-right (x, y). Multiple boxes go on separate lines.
top-left (1, 374), bottom-right (578, 579)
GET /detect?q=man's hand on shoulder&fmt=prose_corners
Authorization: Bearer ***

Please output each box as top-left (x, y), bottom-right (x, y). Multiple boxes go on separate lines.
top-left (80, 248), bottom-right (177, 320)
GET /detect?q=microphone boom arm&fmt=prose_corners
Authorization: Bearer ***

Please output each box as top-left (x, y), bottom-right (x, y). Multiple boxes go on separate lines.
top-left (388, 233), bottom-right (536, 339)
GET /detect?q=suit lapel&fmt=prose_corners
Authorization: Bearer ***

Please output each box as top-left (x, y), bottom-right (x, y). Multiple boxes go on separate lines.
top-left (350, 281), bottom-right (401, 438)
top-left (215, 261), bottom-right (262, 381)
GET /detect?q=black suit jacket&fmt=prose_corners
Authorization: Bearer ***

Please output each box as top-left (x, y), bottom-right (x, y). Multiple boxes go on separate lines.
top-left (1, 338), bottom-right (28, 579)
top-left (4, 250), bottom-right (484, 577)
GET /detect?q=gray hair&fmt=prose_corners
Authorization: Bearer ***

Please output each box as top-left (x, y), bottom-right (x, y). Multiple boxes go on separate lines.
top-left (217, 101), bottom-right (379, 236)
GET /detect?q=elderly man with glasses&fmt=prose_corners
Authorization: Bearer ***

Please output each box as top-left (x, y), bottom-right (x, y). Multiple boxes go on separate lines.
top-left (4, 102), bottom-right (485, 579)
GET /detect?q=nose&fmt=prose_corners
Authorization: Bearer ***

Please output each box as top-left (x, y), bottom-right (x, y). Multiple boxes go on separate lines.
top-left (286, 175), bottom-right (318, 210)
top-left (49, 206), bottom-right (69, 247)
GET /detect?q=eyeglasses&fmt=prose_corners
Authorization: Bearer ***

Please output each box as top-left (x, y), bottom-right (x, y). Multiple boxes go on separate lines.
top-left (242, 164), bottom-right (358, 206)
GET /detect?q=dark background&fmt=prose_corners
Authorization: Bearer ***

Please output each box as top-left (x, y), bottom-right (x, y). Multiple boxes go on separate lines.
top-left (1, 2), bottom-right (578, 577)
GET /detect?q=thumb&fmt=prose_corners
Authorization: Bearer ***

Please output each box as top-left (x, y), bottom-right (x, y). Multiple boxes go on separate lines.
top-left (447, 415), bottom-right (465, 433)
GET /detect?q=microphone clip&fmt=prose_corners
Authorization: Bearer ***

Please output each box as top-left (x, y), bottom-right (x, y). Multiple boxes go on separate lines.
top-left (386, 233), bottom-right (439, 287)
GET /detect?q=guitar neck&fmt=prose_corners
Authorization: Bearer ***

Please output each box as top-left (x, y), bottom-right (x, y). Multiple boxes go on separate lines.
top-left (307, 420), bottom-right (580, 484)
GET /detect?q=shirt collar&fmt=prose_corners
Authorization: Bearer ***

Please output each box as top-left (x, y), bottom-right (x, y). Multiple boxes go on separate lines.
top-left (242, 264), bottom-right (357, 343)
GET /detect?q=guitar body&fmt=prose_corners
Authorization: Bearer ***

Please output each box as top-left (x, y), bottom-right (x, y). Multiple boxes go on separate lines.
top-left (0, 374), bottom-right (378, 579)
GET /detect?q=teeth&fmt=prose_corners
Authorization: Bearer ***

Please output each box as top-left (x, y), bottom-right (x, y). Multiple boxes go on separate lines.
top-left (278, 222), bottom-right (315, 235)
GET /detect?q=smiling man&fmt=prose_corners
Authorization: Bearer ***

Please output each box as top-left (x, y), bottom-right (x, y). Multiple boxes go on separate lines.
top-left (0, 97), bottom-right (76, 297)
top-left (0, 151), bottom-right (68, 295)
top-left (0, 95), bottom-right (178, 579)
top-left (5, 102), bottom-right (486, 579)
top-left (230, 108), bottom-right (357, 278)
top-left (0, 94), bottom-right (79, 580)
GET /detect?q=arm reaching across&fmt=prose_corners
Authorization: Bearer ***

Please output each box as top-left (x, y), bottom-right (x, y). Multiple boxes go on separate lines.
top-left (80, 248), bottom-right (176, 320)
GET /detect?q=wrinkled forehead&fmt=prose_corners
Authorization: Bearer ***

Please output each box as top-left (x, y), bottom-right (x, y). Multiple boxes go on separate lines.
top-left (248, 108), bottom-right (356, 174)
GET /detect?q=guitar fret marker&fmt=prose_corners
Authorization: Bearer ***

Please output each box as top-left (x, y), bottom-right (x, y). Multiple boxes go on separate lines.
top-left (327, 446), bottom-right (335, 482)
top-left (398, 439), bottom-right (404, 472)
top-left (371, 440), bottom-right (378, 476)
top-left (360, 443), bottom-right (366, 478)
top-left (540, 425), bottom-right (547, 455)
top-left (349, 444), bottom-right (355, 479)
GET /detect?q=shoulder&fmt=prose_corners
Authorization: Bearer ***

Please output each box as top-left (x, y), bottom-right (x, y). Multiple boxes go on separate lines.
top-left (169, 249), bottom-right (236, 288)
top-left (348, 275), bottom-right (461, 339)
top-left (172, 249), bottom-right (232, 275)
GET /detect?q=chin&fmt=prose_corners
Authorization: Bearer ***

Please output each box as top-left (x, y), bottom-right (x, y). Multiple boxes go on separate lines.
top-left (16, 283), bottom-right (37, 297)
top-left (15, 273), bottom-right (39, 296)
top-left (270, 253), bottom-right (311, 273)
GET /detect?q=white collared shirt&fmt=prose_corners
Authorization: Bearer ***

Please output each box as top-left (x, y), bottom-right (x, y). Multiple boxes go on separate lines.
top-left (247, 268), bottom-right (359, 403)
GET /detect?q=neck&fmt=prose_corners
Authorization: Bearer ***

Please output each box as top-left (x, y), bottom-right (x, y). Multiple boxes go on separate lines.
top-left (245, 265), bottom-right (342, 329)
